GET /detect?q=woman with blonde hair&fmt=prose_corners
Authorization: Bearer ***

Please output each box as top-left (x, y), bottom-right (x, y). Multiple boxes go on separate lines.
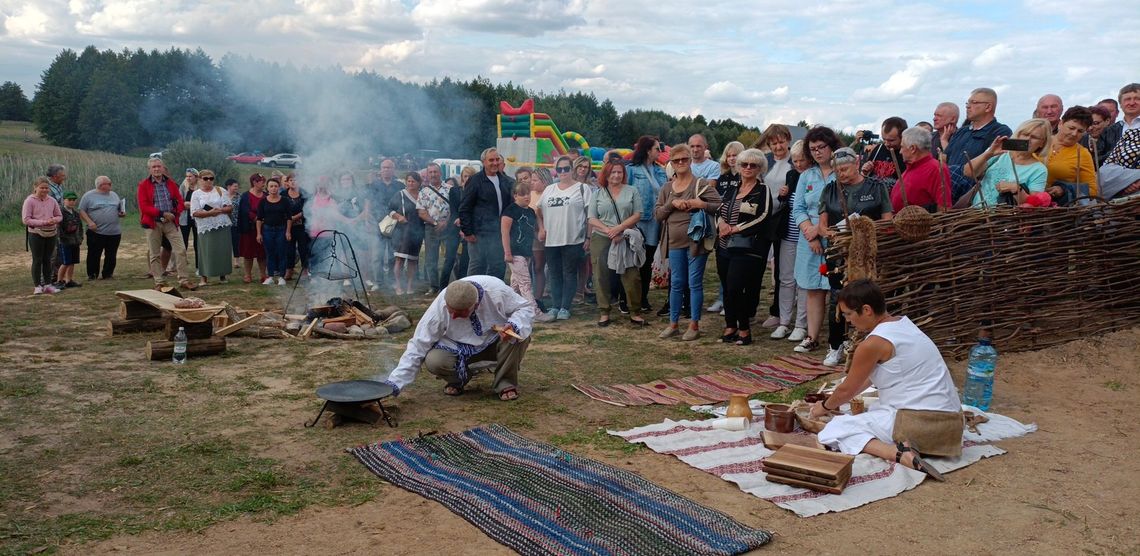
top-left (964, 118), bottom-right (1052, 207)
top-left (23, 176), bottom-right (63, 294)
top-left (654, 144), bottom-right (722, 341)
top-left (706, 140), bottom-right (744, 315)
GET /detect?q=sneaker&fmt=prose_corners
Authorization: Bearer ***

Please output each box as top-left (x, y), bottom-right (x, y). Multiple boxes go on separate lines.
top-left (65, 281), bottom-right (82, 288)
top-left (770, 325), bottom-right (790, 340)
top-left (43, 284), bottom-right (60, 294)
top-left (277, 277), bottom-right (287, 286)
top-left (262, 277), bottom-right (275, 285)
top-left (33, 286), bottom-right (44, 295)
top-left (365, 280), bottom-right (376, 288)
top-left (656, 305), bottom-right (671, 317)
top-left (794, 337), bottom-right (819, 353)
top-left (369, 284), bottom-right (381, 292)
top-left (52, 281), bottom-right (67, 290)
top-left (823, 348), bottom-right (843, 366)
top-left (556, 308), bottom-right (571, 320)
top-left (342, 279), bottom-right (352, 287)
top-left (618, 301), bottom-right (630, 315)
top-left (535, 310), bottom-right (556, 323)
top-left (719, 309), bottom-right (725, 316)
top-left (761, 316), bottom-right (781, 328)
top-left (640, 304), bottom-right (652, 314)
top-left (681, 328), bottom-right (701, 341)
top-left (706, 300), bottom-right (723, 313)
top-left (658, 326), bottom-right (681, 339)
top-left (787, 327), bottom-right (807, 342)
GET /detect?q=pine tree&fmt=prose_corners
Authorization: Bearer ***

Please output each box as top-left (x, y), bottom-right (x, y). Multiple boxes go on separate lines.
top-left (0, 82), bottom-right (32, 121)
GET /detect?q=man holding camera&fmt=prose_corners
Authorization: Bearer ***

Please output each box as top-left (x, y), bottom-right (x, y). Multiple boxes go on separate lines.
top-left (859, 117), bottom-right (908, 189)
top-left (137, 157), bottom-right (193, 290)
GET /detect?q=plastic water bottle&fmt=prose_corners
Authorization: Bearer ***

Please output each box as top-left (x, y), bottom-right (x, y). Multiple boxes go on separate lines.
top-left (173, 327), bottom-right (188, 365)
top-left (963, 336), bottom-right (997, 410)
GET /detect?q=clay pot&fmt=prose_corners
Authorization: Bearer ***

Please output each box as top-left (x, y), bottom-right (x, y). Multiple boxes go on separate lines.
top-left (764, 403), bottom-right (795, 433)
top-left (725, 394), bottom-right (754, 419)
top-left (803, 393), bottom-right (827, 404)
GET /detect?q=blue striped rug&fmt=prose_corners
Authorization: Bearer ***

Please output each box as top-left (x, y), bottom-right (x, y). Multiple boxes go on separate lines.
top-left (349, 424), bottom-right (772, 555)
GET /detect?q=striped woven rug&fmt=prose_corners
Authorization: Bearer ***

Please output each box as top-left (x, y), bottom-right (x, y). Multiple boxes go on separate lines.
top-left (350, 424), bottom-right (772, 555)
top-left (572, 355), bottom-right (832, 406)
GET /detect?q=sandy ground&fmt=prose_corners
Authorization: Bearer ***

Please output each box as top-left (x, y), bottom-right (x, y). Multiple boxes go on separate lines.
top-left (69, 326), bottom-right (1140, 555)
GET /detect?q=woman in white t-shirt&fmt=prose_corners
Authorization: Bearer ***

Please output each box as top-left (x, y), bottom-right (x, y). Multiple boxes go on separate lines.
top-left (536, 155), bottom-right (592, 321)
top-left (189, 169), bottom-right (233, 285)
top-left (811, 279), bottom-right (962, 481)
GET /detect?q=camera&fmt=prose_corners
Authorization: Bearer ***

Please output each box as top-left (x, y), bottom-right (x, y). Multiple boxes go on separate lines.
top-left (859, 130), bottom-right (878, 141)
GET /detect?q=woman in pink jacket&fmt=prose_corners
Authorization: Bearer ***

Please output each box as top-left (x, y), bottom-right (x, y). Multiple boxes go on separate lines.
top-left (22, 177), bottom-right (63, 294)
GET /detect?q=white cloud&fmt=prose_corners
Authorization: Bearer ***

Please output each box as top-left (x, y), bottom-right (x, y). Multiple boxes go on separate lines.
top-left (411, 0), bottom-right (585, 36)
top-left (357, 40), bottom-right (424, 66)
top-left (3, 5), bottom-right (51, 37)
top-left (703, 81), bottom-right (789, 105)
top-left (973, 44), bottom-right (1013, 68)
top-left (853, 57), bottom-right (951, 102)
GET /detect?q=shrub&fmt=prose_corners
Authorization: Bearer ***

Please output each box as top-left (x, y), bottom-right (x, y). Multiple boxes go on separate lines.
top-left (160, 138), bottom-right (239, 185)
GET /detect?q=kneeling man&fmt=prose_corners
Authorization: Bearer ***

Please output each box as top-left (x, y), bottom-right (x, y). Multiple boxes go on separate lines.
top-left (383, 275), bottom-right (534, 401)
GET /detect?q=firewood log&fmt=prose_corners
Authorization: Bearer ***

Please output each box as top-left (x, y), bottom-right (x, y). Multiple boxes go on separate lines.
top-left (145, 336), bottom-right (226, 360)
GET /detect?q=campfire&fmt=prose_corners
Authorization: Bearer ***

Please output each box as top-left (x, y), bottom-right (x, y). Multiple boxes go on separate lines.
top-left (220, 297), bottom-right (412, 340)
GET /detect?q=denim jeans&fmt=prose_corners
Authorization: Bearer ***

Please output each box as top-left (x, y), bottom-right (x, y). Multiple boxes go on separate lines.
top-left (263, 225), bottom-right (288, 277)
top-left (668, 248), bottom-right (708, 323)
top-left (439, 224), bottom-right (462, 286)
top-left (466, 231), bottom-right (505, 280)
top-left (422, 225), bottom-right (443, 289)
top-left (545, 244), bottom-right (583, 311)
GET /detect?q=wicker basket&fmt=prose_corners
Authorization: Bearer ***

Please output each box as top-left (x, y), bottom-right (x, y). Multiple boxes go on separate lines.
top-left (893, 204), bottom-right (932, 242)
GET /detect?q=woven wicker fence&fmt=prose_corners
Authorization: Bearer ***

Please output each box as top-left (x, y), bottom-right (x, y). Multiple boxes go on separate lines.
top-left (830, 197), bottom-right (1140, 359)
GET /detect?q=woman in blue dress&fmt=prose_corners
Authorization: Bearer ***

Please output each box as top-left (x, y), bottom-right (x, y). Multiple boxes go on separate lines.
top-left (790, 126), bottom-right (843, 354)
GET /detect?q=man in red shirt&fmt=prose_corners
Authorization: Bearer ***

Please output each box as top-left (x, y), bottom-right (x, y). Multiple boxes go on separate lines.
top-left (137, 158), bottom-right (194, 289)
top-left (892, 127), bottom-right (952, 213)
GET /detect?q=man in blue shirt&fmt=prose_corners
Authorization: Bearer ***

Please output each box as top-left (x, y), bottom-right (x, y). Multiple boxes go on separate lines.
top-left (688, 134), bottom-right (721, 180)
top-left (945, 88), bottom-right (1012, 202)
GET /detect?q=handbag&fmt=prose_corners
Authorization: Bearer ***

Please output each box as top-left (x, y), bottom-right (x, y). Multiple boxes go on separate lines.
top-left (1053, 146), bottom-right (1092, 206)
top-left (378, 215), bottom-right (397, 236)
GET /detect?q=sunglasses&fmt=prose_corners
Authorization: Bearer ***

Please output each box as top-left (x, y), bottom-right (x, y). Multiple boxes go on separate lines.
top-left (671, 157), bottom-right (691, 164)
top-left (555, 166), bottom-right (572, 173)
top-left (201, 177), bottom-right (215, 181)
top-left (739, 162), bottom-right (761, 169)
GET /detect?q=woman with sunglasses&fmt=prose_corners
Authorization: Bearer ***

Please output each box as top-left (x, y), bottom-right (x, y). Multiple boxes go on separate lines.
top-left (715, 149), bottom-right (777, 345)
top-left (236, 173), bottom-right (268, 283)
top-left (189, 170), bottom-right (232, 286)
top-left (706, 141), bottom-right (744, 316)
top-left (818, 148), bottom-right (893, 367)
top-left (654, 144), bottom-right (722, 341)
top-left (964, 118), bottom-right (1051, 207)
top-left (627, 136), bottom-right (668, 313)
top-left (537, 155), bottom-right (592, 321)
top-left (790, 127), bottom-right (843, 353)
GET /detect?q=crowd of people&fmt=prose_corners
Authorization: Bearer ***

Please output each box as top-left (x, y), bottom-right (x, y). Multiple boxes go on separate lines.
top-left (21, 83), bottom-right (1140, 370)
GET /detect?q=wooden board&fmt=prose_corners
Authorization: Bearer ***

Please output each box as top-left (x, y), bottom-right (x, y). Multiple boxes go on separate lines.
top-left (763, 444), bottom-right (855, 480)
top-left (764, 472), bottom-right (847, 495)
top-left (762, 430), bottom-right (824, 451)
top-left (762, 463), bottom-right (850, 487)
top-left (214, 314), bottom-right (262, 337)
top-left (115, 290), bottom-right (225, 323)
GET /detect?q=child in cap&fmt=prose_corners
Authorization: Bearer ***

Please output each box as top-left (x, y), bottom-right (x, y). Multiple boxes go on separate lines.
top-left (57, 191), bottom-right (84, 288)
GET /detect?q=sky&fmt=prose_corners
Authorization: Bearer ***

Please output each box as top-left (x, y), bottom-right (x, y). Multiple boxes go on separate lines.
top-left (2, 0), bottom-right (1138, 138)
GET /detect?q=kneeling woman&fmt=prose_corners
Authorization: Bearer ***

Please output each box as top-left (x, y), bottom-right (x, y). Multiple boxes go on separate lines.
top-left (811, 279), bottom-right (962, 481)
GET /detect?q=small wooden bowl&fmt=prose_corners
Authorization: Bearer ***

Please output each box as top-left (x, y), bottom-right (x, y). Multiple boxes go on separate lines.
top-left (803, 393), bottom-right (827, 404)
top-left (764, 403), bottom-right (795, 433)
top-left (791, 401), bottom-right (833, 434)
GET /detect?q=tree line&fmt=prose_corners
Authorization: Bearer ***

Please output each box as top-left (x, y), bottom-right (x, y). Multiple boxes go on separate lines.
top-left (24, 46), bottom-right (770, 159)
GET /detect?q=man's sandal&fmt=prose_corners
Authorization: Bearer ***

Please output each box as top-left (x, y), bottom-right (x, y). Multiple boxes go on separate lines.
top-left (896, 441), bottom-right (945, 482)
top-left (499, 388), bottom-right (519, 401)
top-left (443, 385), bottom-right (464, 396)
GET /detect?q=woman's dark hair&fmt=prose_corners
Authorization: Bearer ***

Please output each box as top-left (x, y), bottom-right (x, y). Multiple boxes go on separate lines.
top-left (1061, 106), bottom-right (1094, 128)
top-left (1089, 105), bottom-right (1112, 121)
top-left (265, 177), bottom-right (281, 188)
top-left (631, 135), bottom-right (659, 165)
top-left (803, 126), bottom-right (843, 154)
top-left (837, 279), bottom-right (887, 315)
top-left (249, 173), bottom-right (266, 187)
top-left (405, 171), bottom-right (423, 184)
top-left (337, 172), bottom-right (356, 186)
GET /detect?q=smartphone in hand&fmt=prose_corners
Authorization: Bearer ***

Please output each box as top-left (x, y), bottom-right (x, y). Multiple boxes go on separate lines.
top-left (1002, 139), bottom-right (1030, 151)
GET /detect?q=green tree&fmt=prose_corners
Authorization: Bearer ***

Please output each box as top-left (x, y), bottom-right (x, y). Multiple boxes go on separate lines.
top-left (32, 49), bottom-right (84, 146)
top-left (77, 59), bottom-right (141, 153)
top-left (162, 138), bottom-right (239, 184)
top-left (0, 81), bottom-right (32, 121)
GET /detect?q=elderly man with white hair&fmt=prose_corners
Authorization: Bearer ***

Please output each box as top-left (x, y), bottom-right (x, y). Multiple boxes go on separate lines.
top-left (1034, 94), bottom-right (1064, 133)
top-left (892, 127), bottom-right (952, 212)
top-left (383, 275), bottom-right (534, 401)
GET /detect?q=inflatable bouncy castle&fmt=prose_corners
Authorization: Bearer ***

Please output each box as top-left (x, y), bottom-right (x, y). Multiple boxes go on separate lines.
top-left (496, 99), bottom-right (631, 171)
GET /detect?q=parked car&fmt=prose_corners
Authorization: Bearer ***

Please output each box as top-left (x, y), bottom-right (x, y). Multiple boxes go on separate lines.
top-left (259, 153), bottom-right (302, 168)
top-left (227, 152), bottom-right (264, 165)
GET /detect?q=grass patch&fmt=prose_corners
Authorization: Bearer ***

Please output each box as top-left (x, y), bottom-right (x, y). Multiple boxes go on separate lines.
top-left (549, 427), bottom-right (643, 455)
top-left (1103, 380), bottom-right (1125, 391)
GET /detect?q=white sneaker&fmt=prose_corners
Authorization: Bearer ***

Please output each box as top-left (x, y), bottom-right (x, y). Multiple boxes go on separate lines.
top-left (262, 277), bottom-right (274, 285)
top-left (823, 348), bottom-right (842, 366)
top-left (43, 284), bottom-right (60, 294)
top-left (365, 280), bottom-right (376, 288)
top-left (369, 284), bottom-right (380, 292)
top-left (706, 300), bottom-right (723, 313)
top-left (535, 310), bottom-right (556, 323)
top-left (787, 327), bottom-right (807, 342)
top-left (33, 286), bottom-right (44, 295)
top-left (277, 277), bottom-right (287, 286)
top-left (342, 279), bottom-right (352, 287)
top-left (770, 325), bottom-right (790, 339)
